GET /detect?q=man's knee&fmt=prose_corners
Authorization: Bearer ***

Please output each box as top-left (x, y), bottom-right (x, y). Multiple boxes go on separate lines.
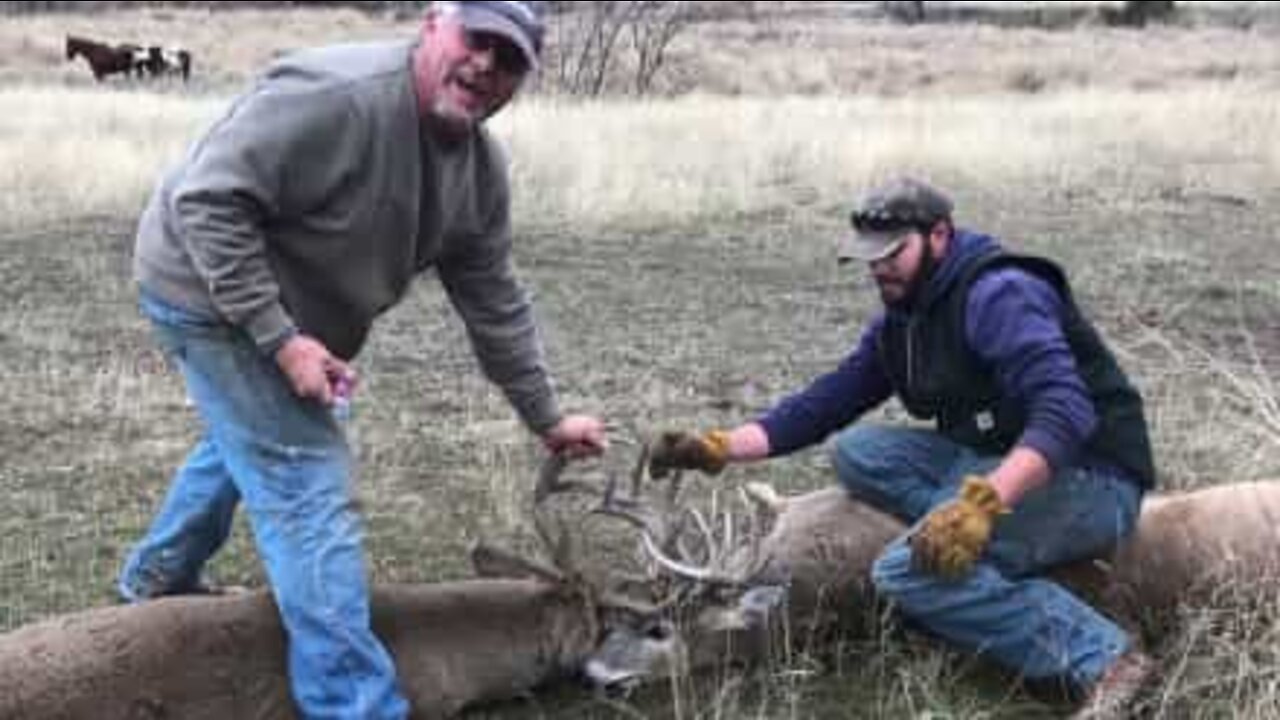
top-left (870, 538), bottom-right (916, 599)
top-left (830, 425), bottom-right (911, 492)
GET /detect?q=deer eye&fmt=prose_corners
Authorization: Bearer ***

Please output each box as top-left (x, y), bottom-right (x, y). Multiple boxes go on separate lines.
top-left (643, 620), bottom-right (674, 641)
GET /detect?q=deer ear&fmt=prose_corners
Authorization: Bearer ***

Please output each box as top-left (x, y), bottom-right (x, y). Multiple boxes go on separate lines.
top-left (469, 541), bottom-right (565, 583)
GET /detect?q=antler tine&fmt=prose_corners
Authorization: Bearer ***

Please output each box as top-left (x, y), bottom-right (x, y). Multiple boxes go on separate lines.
top-left (592, 446), bottom-right (675, 539)
top-left (531, 503), bottom-right (578, 577)
top-left (721, 506), bottom-right (735, 571)
top-left (685, 506), bottom-right (716, 566)
top-left (737, 484), bottom-right (775, 582)
top-left (739, 486), bottom-right (762, 577)
top-left (533, 451), bottom-right (568, 505)
top-left (688, 489), bottom-right (735, 579)
top-left (663, 467), bottom-right (684, 515)
top-left (640, 530), bottom-right (748, 588)
top-left (592, 496), bottom-right (668, 541)
top-left (533, 451), bottom-right (601, 506)
top-left (530, 453), bottom-right (605, 578)
top-left (629, 441), bottom-right (650, 500)
top-left (602, 465), bottom-right (620, 508)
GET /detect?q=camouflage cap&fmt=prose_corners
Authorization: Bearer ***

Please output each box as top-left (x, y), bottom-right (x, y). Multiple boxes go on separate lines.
top-left (838, 177), bottom-right (954, 263)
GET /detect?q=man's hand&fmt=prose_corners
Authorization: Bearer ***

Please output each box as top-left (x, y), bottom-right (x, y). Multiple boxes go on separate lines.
top-left (542, 414), bottom-right (608, 459)
top-left (274, 334), bottom-right (354, 406)
top-left (910, 475), bottom-right (1008, 579)
top-left (648, 430), bottom-right (731, 479)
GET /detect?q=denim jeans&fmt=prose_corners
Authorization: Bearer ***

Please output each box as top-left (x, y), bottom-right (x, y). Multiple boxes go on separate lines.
top-left (119, 289), bottom-right (409, 720)
top-left (831, 425), bottom-right (1142, 688)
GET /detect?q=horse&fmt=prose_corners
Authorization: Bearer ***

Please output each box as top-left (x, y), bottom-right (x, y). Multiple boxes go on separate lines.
top-left (65, 35), bottom-right (141, 82)
top-left (142, 45), bottom-right (193, 82)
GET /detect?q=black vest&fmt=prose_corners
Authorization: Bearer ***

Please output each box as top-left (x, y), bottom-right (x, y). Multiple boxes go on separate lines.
top-left (876, 248), bottom-right (1156, 488)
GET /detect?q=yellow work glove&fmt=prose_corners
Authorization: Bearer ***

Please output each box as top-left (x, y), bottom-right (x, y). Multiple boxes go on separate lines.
top-left (648, 430), bottom-right (731, 479)
top-left (910, 475), bottom-right (1009, 579)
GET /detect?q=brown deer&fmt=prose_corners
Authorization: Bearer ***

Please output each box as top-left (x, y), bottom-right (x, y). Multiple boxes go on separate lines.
top-left (0, 456), bottom-right (682, 719)
top-left (590, 475), bottom-right (1280, 687)
top-left (739, 480), bottom-right (1280, 623)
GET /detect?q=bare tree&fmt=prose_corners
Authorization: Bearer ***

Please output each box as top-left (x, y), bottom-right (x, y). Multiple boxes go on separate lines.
top-left (545, 0), bottom-right (694, 97)
top-left (1103, 0), bottom-right (1178, 27)
top-left (547, 1), bottom-right (632, 96)
top-left (628, 1), bottom-right (694, 95)
top-left (882, 0), bottom-right (926, 24)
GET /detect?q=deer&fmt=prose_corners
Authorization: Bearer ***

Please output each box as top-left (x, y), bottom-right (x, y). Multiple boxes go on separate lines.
top-left (732, 479), bottom-right (1280, 626)
top-left (587, 458), bottom-right (1280, 689)
top-left (6, 453), bottom-right (1271, 715)
top-left (0, 455), bottom-right (687, 720)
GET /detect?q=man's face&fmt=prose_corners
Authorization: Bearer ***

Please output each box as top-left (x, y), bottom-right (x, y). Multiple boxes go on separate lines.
top-left (867, 231), bottom-right (928, 307)
top-left (414, 11), bottom-right (528, 137)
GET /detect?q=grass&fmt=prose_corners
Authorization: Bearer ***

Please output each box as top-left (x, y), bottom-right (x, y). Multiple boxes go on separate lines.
top-left (1, 3), bottom-right (1279, 717)
top-left (0, 86), bottom-right (222, 226)
top-left (5, 84), bottom-right (1277, 235)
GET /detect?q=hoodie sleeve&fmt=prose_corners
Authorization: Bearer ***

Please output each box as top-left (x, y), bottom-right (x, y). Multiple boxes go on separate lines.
top-left (757, 317), bottom-right (893, 456)
top-left (965, 269), bottom-right (1098, 470)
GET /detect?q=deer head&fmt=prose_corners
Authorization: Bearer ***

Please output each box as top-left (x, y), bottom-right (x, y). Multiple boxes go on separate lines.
top-left (467, 450), bottom-right (698, 693)
top-left (565, 445), bottom-right (793, 693)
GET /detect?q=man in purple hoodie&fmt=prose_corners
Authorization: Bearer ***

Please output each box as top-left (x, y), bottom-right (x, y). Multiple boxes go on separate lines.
top-left (650, 177), bottom-right (1155, 718)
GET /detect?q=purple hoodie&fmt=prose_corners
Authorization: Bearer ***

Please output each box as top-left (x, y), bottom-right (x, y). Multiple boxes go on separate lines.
top-left (758, 230), bottom-right (1098, 472)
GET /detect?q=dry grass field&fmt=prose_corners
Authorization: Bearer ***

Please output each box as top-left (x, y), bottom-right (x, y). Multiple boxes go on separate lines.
top-left (2, 2), bottom-right (1279, 717)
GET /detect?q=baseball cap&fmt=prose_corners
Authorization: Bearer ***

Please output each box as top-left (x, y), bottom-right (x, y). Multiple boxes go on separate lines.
top-left (438, 1), bottom-right (545, 72)
top-left (838, 177), bottom-right (953, 263)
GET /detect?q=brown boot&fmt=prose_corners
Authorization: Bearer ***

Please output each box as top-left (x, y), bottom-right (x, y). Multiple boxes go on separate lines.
top-left (1071, 650), bottom-right (1155, 719)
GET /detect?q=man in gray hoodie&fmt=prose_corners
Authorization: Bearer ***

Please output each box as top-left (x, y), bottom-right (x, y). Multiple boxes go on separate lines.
top-left (120, 3), bottom-right (605, 717)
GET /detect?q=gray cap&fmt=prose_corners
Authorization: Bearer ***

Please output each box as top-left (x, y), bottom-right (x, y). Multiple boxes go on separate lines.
top-left (838, 177), bottom-right (953, 262)
top-left (439, 1), bottom-right (546, 71)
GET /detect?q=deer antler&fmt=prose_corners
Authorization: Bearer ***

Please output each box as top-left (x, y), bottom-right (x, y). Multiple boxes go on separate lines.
top-left (528, 443), bottom-right (773, 616)
top-left (639, 523), bottom-right (765, 589)
top-left (469, 542), bottom-right (565, 584)
top-left (533, 451), bottom-right (600, 504)
top-left (589, 443), bottom-right (770, 592)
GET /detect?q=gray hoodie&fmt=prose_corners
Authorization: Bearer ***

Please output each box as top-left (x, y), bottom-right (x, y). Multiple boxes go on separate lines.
top-left (134, 40), bottom-right (560, 432)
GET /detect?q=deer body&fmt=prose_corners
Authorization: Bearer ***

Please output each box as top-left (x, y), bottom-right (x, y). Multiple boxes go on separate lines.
top-left (750, 481), bottom-right (1280, 628)
top-left (0, 579), bottom-right (599, 720)
top-left (1102, 481), bottom-right (1280, 613)
top-left (5, 471), bottom-right (1274, 713)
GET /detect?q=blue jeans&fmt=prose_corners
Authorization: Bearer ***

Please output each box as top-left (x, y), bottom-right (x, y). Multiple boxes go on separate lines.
top-left (119, 289), bottom-right (409, 720)
top-left (831, 425), bottom-right (1142, 688)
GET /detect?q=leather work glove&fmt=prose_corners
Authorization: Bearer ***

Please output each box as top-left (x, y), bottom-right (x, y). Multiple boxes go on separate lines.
top-left (910, 475), bottom-right (1009, 579)
top-left (648, 430), bottom-right (731, 479)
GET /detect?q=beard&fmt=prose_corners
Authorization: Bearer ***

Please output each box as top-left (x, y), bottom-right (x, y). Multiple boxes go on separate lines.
top-left (877, 279), bottom-right (908, 308)
top-left (425, 97), bottom-right (484, 143)
top-left (423, 70), bottom-right (511, 144)
top-left (880, 242), bottom-right (936, 311)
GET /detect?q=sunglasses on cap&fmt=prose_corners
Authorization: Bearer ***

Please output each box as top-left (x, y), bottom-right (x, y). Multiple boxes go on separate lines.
top-left (462, 29), bottom-right (530, 75)
top-left (850, 208), bottom-right (921, 235)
